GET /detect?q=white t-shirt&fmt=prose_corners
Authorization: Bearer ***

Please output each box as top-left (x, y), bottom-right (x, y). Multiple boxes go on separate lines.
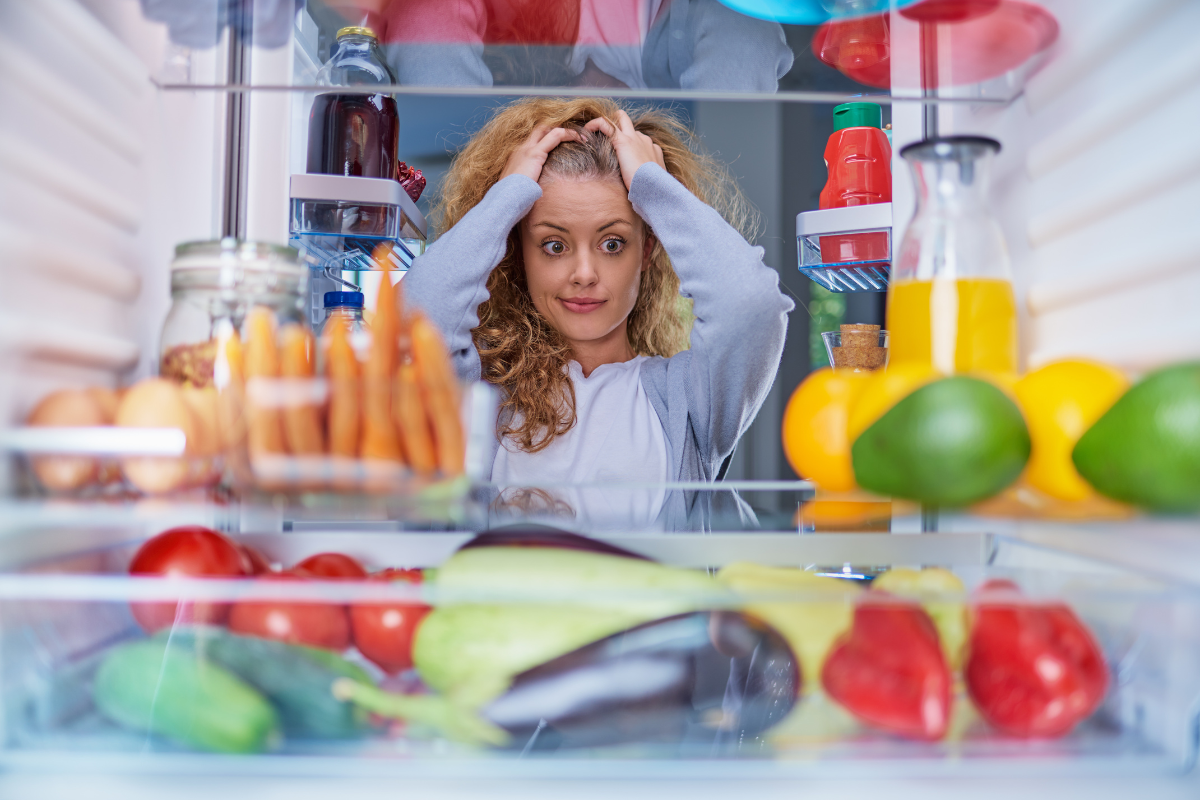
top-left (490, 356), bottom-right (669, 528)
top-left (568, 0), bottom-right (666, 90)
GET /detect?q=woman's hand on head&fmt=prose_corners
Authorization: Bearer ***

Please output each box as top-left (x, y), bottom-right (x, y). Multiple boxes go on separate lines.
top-left (500, 125), bottom-right (581, 184)
top-left (585, 110), bottom-right (666, 192)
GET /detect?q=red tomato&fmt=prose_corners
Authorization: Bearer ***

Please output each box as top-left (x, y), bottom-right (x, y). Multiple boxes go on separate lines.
top-left (966, 585), bottom-right (1108, 738)
top-left (129, 525), bottom-right (250, 633)
top-left (350, 569), bottom-right (429, 674)
top-left (821, 597), bottom-right (952, 740)
top-left (240, 543), bottom-right (274, 575)
top-left (293, 552), bottom-right (367, 579)
top-left (228, 571), bottom-right (351, 650)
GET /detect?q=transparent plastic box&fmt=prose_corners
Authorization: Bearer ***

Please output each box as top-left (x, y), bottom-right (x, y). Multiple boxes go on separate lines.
top-left (796, 203), bottom-right (892, 293)
top-left (0, 513), bottom-right (1197, 780)
top-left (289, 174), bottom-right (427, 272)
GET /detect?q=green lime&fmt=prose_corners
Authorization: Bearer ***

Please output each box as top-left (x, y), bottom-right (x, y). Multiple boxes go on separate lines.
top-left (1072, 362), bottom-right (1200, 512)
top-left (851, 376), bottom-right (1030, 506)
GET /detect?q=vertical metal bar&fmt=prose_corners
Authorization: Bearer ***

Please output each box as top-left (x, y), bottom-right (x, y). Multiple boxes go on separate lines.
top-left (920, 21), bottom-right (939, 139)
top-left (221, 7), bottom-right (251, 239)
top-left (922, 503), bottom-right (939, 532)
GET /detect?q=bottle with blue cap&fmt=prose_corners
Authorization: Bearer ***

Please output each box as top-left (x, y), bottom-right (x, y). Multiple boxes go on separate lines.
top-left (318, 291), bottom-right (370, 353)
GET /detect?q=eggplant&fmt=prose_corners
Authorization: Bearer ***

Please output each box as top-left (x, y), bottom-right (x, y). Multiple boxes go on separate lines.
top-left (481, 610), bottom-right (799, 751)
top-left (460, 525), bottom-right (651, 561)
top-left (338, 610), bottom-right (799, 751)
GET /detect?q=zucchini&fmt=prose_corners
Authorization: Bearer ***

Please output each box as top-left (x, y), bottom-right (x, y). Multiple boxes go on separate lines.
top-left (164, 628), bottom-right (374, 739)
top-left (93, 639), bottom-right (280, 754)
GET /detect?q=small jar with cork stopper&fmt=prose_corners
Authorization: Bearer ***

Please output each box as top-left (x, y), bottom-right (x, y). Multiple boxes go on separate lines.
top-left (822, 324), bottom-right (889, 372)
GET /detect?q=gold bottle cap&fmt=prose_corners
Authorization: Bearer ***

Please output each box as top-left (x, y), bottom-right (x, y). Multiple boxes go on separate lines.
top-left (336, 26), bottom-right (377, 40)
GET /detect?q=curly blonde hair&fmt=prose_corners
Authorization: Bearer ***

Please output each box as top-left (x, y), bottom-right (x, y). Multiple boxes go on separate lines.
top-left (434, 97), bottom-right (759, 452)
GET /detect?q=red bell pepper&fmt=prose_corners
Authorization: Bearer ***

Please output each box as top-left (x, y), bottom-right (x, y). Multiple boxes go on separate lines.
top-left (821, 596), bottom-right (952, 740)
top-left (966, 580), bottom-right (1108, 737)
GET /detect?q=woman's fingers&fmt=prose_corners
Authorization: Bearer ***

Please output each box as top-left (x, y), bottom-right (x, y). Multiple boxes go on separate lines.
top-left (585, 111), bottom-right (665, 190)
top-left (615, 109), bottom-right (638, 136)
top-left (535, 126), bottom-right (580, 154)
top-left (584, 116), bottom-right (617, 138)
top-left (501, 125), bottom-right (580, 182)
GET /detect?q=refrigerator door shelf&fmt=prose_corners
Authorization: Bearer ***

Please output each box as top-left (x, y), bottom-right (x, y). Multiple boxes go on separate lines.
top-left (797, 204), bottom-right (892, 292)
top-left (289, 174), bottom-right (428, 272)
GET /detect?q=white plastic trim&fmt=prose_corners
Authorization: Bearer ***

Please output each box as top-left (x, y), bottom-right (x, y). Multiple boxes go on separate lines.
top-left (1024, 0), bottom-right (1187, 113)
top-left (0, 316), bottom-right (139, 370)
top-left (0, 38), bottom-right (141, 165)
top-left (795, 203), bottom-right (892, 237)
top-left (1028, 233), bottom-right (1200, 316)
top-left (0, 132), bottom-right (140, 233)
top-left (0, 225), bottom-right (141, 303)
top-left (0, 427), bottom-right (186, 456)
top-left (1027, 152), bottom-right (1200, 248)
top-left (1026, 44), bottom-right (1200, 180)
top-left (38, 0), bottom-right (148, 96)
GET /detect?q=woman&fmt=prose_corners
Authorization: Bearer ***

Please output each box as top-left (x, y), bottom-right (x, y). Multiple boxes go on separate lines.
top-left (404, 97), bottom-right (792, 490)
top-left (379, 0), bottom-right (794, 91)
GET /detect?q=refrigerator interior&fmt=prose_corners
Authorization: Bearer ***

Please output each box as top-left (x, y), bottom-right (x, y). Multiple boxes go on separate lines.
top-left (0, 0), bottom-right (1199, 789)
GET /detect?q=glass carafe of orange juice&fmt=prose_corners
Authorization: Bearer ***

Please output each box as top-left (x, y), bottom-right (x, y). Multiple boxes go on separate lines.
top-left (888, 137), bottom-right (1017, 376)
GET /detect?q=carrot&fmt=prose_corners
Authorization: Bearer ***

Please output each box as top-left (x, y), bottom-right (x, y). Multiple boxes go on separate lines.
top-left (325, 316), bottom-right (360, 459)
top-left (214, 324), bottom-right (246, 453)
top-left (411, 314), bottom-right (465, 476)
top-left (220, 323), bottom-right (244, 382)
top-left (360, 251), bottom-right (403, 463)
top-left (393, 361), bottom-right (437, 476)
top-left (244, 306), bottom-right (287, 457)
top-left (279, 323), bottom-right (325, 455)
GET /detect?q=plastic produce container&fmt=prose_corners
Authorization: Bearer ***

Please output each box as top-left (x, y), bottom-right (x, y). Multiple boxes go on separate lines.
top-left (0, 518), bottom-right (1197, 780)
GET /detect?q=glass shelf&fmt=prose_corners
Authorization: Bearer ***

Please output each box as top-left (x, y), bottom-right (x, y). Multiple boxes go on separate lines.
top-left (120, 0), bottom-right (1049, 105)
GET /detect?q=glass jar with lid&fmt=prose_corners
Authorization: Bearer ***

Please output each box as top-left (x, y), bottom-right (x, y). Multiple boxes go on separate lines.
top-left (159, 239), bottom-right (306, 388)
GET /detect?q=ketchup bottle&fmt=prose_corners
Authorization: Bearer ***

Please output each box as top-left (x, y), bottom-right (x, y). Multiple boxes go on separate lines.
top-left (818, 102), bottom-right (892, 264)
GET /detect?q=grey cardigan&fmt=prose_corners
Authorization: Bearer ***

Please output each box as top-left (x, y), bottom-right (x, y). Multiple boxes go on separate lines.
top-left (403, 162), bottom-right (794, 482)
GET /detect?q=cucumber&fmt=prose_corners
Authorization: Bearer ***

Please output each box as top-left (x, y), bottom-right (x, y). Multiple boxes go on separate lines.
top-left (93, 639), bottom-right (280, 754)
top-left (162, 628), bottom-right (374, 739)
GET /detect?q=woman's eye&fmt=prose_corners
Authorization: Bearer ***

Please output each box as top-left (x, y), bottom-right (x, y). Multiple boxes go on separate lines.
top-left (542, 241), bottom-right (566, 256)
top-left (602, 238), bottom-right (625, 254)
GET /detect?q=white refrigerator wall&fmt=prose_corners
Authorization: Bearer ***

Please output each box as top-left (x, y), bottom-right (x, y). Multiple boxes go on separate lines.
top-left (891, 0), bottom-right (1200, 374)
top-left (0, 0), bottom-right (223, 442)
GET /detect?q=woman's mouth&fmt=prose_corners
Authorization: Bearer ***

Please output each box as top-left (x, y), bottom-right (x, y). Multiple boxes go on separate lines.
top-left (559, 296), bottom-right (606, 314)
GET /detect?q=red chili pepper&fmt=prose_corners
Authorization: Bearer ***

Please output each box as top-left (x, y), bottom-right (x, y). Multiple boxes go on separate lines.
top-left (966, 580), bottom-right (1108, 738)
top-left (821, 596), bottom-right (952, 740)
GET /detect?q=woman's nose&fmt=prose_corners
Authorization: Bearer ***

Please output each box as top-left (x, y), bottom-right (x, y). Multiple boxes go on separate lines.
top-left (570, 253), bottom-right (599, 287)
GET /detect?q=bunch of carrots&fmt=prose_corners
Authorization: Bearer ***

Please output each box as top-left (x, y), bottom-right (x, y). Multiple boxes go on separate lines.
top-left (216, 246), bottom-right (465, 489)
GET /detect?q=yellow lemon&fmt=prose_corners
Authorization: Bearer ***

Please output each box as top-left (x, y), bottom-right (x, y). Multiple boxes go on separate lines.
top-left (845, 363), bottom-right (941, 443)
top-left (781, 368), bottom-right (868, 492)
top-left (1015, 359), bottom-right (1129, 501)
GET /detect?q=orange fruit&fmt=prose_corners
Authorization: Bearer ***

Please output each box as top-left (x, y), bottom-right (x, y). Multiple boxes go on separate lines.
top-left (797, 499), bottom-right (893, 531)
top-left (781, 368), bottom-right (868, 491)
top-left (1015, 359), bottom-right (1129, 501)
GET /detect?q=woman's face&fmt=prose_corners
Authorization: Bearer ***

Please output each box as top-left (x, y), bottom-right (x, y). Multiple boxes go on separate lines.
top-left (519, 176), bottom-right (652, 355)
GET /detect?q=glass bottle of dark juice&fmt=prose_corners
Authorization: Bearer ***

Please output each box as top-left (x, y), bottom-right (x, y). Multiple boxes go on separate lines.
top-left (307, 27), bottom-right (399, 179)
